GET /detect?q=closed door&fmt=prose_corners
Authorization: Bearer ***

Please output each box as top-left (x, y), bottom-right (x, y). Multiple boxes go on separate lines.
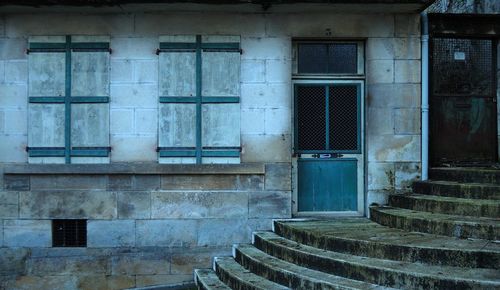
top-left (294, 82), bottom-right (363, 213)
top-left (430, 37), bottom-right (497, 165)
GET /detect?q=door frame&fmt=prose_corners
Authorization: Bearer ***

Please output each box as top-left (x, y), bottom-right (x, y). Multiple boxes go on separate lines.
top-left (291, 79), bottom-right (365, 217)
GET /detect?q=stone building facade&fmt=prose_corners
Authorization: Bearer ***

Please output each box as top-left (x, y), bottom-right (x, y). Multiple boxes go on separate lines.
top-left (0, 1), bottom-right (432, 289)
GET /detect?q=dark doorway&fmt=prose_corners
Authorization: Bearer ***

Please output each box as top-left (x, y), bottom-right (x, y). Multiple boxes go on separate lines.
top-left (430, 37), bottom-right (497, 166)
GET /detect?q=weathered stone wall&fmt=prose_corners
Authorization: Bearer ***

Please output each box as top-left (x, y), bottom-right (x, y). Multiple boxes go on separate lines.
top-left (427, 0), bottom-right (500, 14)
top-left (0, 163), bottom-right (291, 289)
top-left (0, 10), bottom-right (422, 289)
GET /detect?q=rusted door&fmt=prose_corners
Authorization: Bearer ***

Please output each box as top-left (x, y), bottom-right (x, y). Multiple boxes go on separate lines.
top-left (430, 37), bottom-right (497, 165)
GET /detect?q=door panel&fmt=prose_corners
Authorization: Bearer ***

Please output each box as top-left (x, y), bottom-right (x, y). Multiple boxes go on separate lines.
top-left (298, 159), bottom-right (357, 211)
top-left (430, 37), bottom-right (497, 164)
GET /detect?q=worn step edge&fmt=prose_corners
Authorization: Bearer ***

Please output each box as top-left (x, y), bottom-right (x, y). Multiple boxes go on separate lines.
top-left (389, 194), bottom-right (500, 218)
top-left (195, 269), bottom-right (231, 290)
top-left (429, 168), bottom-right (500, 184)
top-left (273, 220), bottom-right (500, 269)
top-left (370, 206), bottom-right (500, 240)
top-left (214, 256), bottom-right (289, 290)
top-left (412, 180), bottom-right (500, 200)
top-left (235, 243), bottom-right (394, 290)
top-left (253, 231), bottom-right (500, 290)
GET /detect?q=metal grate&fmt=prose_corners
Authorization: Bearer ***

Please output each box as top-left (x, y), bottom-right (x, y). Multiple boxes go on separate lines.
top-left (52, 219), bottom-right (87, 247)
top-left (298, 43), bottom-right (358, 74)
top-left (432, 38), bottom-right (493, 96)
top-left (329, 44), bottom-right (357, 74)
top-left (297, 86), bottom-right (326, 150)
top-left (329, 85), bottom-right (358, 151)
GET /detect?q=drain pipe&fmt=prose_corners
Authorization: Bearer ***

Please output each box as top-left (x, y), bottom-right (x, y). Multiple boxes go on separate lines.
top-left (421, 12), bottom-right (429, 180)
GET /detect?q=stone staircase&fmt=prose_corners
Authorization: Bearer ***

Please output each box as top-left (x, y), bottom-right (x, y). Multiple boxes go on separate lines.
top-left (193, 167), bottom-right (500, 289)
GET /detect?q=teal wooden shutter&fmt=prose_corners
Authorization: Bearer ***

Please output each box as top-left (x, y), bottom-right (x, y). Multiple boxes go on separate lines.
top-left (27, 36), bottom-right (111, 163)
top-left (158, 35), bottom-right (241, 164)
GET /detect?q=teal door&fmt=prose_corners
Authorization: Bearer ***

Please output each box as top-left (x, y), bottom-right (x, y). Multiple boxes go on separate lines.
top-left (294, 82), bottom-right (362, 212)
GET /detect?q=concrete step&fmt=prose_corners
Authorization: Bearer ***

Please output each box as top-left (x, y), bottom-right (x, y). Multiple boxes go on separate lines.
top-left (412, 180), bottom-right (500, 200)
top-left (430, 167), bottom-right (500, 184)
top-left (253, 231), bottom-right (500, 290)
top-left (234, 243), bottom-right (392, 290)
top-left (213, 256), bottom-right (289, 290)
top-left (273, 219), bottom-right (500, 268)
top-left (388, 194), bottom-right (500, 218)
top-left (194, 269), bottom-right (231, 290)
top-left (370, 206), bottom-right (500, 240)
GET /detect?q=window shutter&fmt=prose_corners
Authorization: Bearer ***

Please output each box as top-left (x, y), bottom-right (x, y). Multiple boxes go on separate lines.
top-left (158, 35), bottom-right (241, 164)
top-left (201, 36), bottom-right (241, 163)
top-left (27, 36), bottom-right (111, 163)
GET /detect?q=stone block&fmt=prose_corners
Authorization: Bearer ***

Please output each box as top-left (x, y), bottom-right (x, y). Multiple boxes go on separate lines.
top-left (151, 191), bottom-right (248, 219)
top-left (247, 218), bottom-right (274, 233)
top-left (265, 59), bottom-right (291, 83)
top-left (394, 108), bottom-right (420, 134)
top-left (134, 175), bottom-right (161, 190)
top-left (160, 174), bottom-right (263, 191)
top-left (241, 59), bottom-right (265, 83)
top-left (4, 109), bottom-right (27, 134)
top-left (366, 190), bottom-right (390, 207)
top-left (367, 60), bottom-right (394, 84)
top-left (0, 134), bottom-right (27, 163)
top-left (110, 135), bottom-right (157, 162)
top-left (110, 83), bottom-right (157, 108)
top-left (264, 163), bottom-right (291, 191)
top-left (197, 218), bottom-right (250, 246)
top-left (118, 191), bottom-right (151, 219)
top-left (394, 37), bottom-right (420, 60)
top-left (112, 253), bottom-right (170, 275)
top-left (135, 274), bottom-right (193, 287)
top-left (367, 84), bottom-right (420, 108)
top-left (0, 248), bottom-right (29, 275)
top-left (4, 175), bottom-right (29, 191)
top-left (241, 108), bottom-right (265, 134)
top-left (110, 37), bottom-right (158, 59)
top-left (367, 135), bottom-right (420, 162)
top-left (241, 83), bottom-right (291, 109)
top-left (266, 13), bottom-right (394, 38)
top-left (1, 275), bottom-right (79, 290)
top-left (110, 109), bottom-right (134, 135)
top-left (0, 204), bottom-right (18, 218)
top-left (4, 219), bottom-right (51, 247)
top-left (241, 37), bottom-right (291, 60)
top-left (0, 38), bottom-right (28, 60)
top-left (136, 220), bottom-right (197, 247)
top-left (249, 191), bottom-right (291, 218)
top-left (0, 61), bottom-right (4, 83)
top-left (367, 162), bottom-right (395, 191)
top-left (0, 84), bottom-right (27, 107)
top-left (135, 59), bottom-right (158, 84)
top-left (366, 38), bottom-right (394, 60)
top-left (5, 14), bottom-right (134, 37)
top-left (19, 190), bottom-right (116, 219)
top-left (135, 109), bottom-right (158, 134)
top-left (88, 220), bottom-right (135, 247)
top-left (265, 107), bottom-right (291, 134)
top-left (28, 256), bottom-right (109, 275)
top-left (241, 134), bottom-right (291, 162)
top-left (0, 190), bottom-right (18, 204)
top-left (110, 60), bottom-right (133, 83)
top-left (108, 174), bottom-right (133, 190)
top-left (135, 13), bottom-right (265, 37)
top-left (395, 162), bottom-right (421, 190)
top-left (171, 251), bottom-right (216, 275)
top-left (77, 275), bottom-right (135, 290)
top-left (30, 175), bottom-right (107, 190)
top-left (395, 14), bottom-right (420, 37)
top-left (367, 108), bottom-right (393, 136)
top-left (395, 60), bottom-right (420, 83)
top-left (5, 60), bottom-right (27, 83)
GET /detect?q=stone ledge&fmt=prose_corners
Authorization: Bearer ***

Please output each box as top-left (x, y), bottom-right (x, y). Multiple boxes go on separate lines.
top-left (3, 163), bottom-right (265, 175)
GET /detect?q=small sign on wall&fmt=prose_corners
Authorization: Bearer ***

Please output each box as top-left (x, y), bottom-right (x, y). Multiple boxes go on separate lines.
top-left (454, 51), bottom-right (466, 61)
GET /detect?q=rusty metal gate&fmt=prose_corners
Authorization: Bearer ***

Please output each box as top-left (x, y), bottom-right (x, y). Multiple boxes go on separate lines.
top-left (430, 37), bottom-right (497, 165)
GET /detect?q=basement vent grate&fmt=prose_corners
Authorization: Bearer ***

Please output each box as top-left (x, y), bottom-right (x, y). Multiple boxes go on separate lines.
top-left (52, 219), bottom-right (87, 247)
